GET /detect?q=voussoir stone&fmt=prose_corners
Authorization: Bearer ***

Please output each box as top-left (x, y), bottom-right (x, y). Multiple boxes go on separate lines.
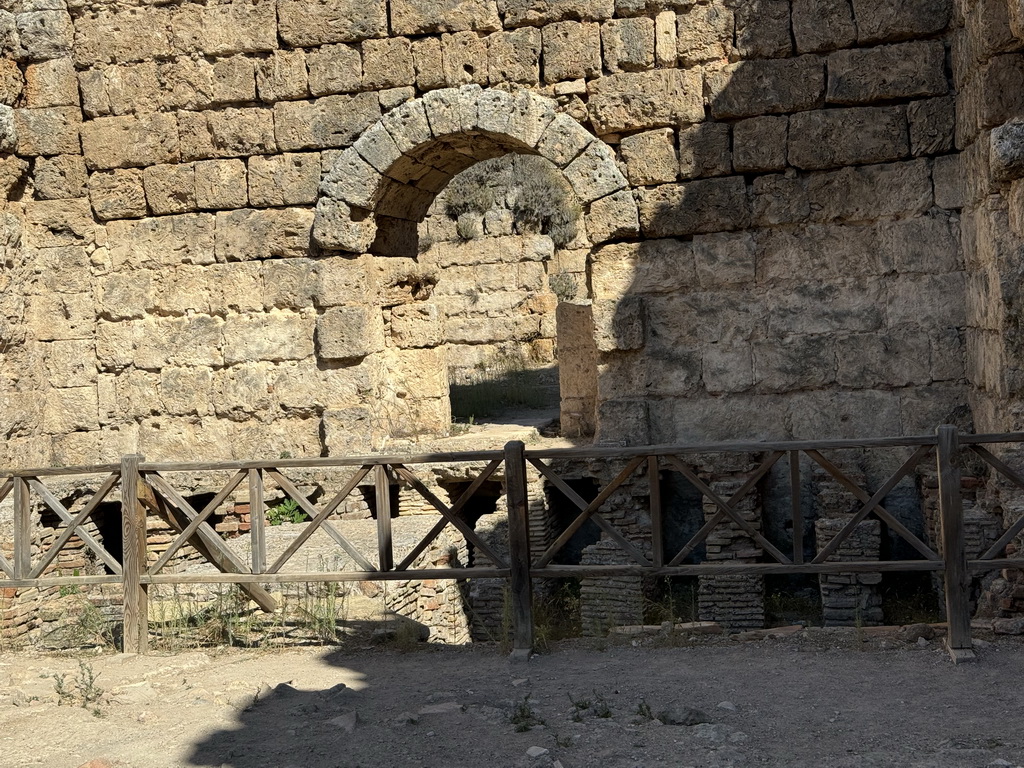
top-left (320, 147), bottom-right (384, 209)
top-left (563, 140), bottom-right (627, 203)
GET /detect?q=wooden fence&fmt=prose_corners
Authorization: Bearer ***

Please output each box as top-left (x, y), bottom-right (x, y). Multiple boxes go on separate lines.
top-left (3, 425), bottom-right (1024, 663)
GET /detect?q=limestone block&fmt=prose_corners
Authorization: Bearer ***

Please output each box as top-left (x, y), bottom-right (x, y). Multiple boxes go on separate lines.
top-left (930, 327), bottom-right (965, 382)
top-left (170, 0), bottom-right (276, 56)
top-left (933, 154), bottom-right (963, 210)
top-left (753, 336), bottom-right (835, 393)
top-left (25, 291), bottom-right (92, 340)
top-left (677, 3), bottom-right (733, 65)
top-left (278, 0), bottom-right (386, 46)
top-left (0, 61), bottom-right (20, 110)
top-left (692, 231), bottom-right (755, 287)
top-left (758, 224), bottom-right (884, 282)
top-left (591, 238), bottom-right (696, 300)
top-left (543, 21), bottom-right (601, 83)
top-left (150, 264), bottom-right (212, 316)
top-left (494, 88), bottom-right (558, 148)
top-left (255, 50), bottom-right (309, 102)
top-left (880, 215), bottom-right (960, 276)
top-left (835, 331), bottom-right (932, 388)
top-left (588, 69), bottom-right (702, 134)
top-left (536, 111), bottom-right (594, 166)
top-left (851, 0), bottom-right (952, 44)
top-left (734, 0), bottom-right (791, 59)
top-left (208, 261), bottom-right (263, 312)
top-left (827, 42), bottom-right (946, 105)
top-left (72, 9), bottom-right (171, 66)
top-left (791, 0), bottom-right (855, 53)
top-left (23, 57), bottom-right (76, 107)
top-left (133, 315), bottom-right (224, 369)
top-left (585, 188), bottom-right (640, 242)
top-left (601, 17), bottom-right (654, 72)
top-left (619, 128), bottom-right (677, 185)
top-left (733, 116), bottom-right (787, 173)
top-left (317, 255), bottom-right (374, 306)
top-left (215, 207), bottom-right (314, 261)
top-left (390, 303), bottom-right (443, 348)
top-left (274, 93), bottom-right (381, 151)
top-left (317, 305), bottom-right (385, 360)
top-left (991, 118), bottom-right (1024, 180)
top-left (487, 27), bottom-right (541, 84)
top-left (195, 159), bottom-right (248, 210)
top-left (42, 338), bottom-right (97, 389)
top-left (312, 198), bottom-right (376, 252)
top-left (559, 140), bottom-right (625, 205)
top-left (262, 258), bottom-right (320, 309)
top-left (654, 11), bottom-right (676, 67)
top-left (0, 104), bottom-right (14, 152)
top-left (442, 30), bottom-right (489, 86)
top-left (391, 0), bottom-right (500, 34)
top-left (638, 176), bottom-right (750, 237)
top-left (153, 59), bottom-right (208, 112)
top-left (15, 10), bottom-right (72, 61)
top-left (178, 107), bottom-right (275, 161)
top-left (420, 84), bottom-right (480, 137)
top-left (413, 37), bottom-right (446, 91)
top-left (679, 123), bottom-right (731, 179)
top-left (107, 213), bottom-right (216, 269)
top-left (380, 98), bottom-right (432, 153)
top-left (908, 96), bottom-right (954, 157)
top-left (101, 63), bottom-right (162, 116)
top-left (362, 38), bottom-right (415, 90)
top-left (889, 272), bottom-right (967, 328)
top-left (29, 244), bottom-right (92, 295)
top-left (702, 344), bottom-right (753, 394)
top-left (788, 106), bottom-right (908, 170)
top-left (0, 153), bottom-right (27, 200)
top-left (211, 362), bottom-right (273, 418)
top-left (222, 310), bottom-right (315, 364)
top-left (322, 406), bottom-right (376, 455)
top-left (33, 153), bottom-right (86, 199)
top-left (13, 105), bottom-right (78, 155)
top-left (307, 43), bottom-right (362, 96)
top-left (808, 159), bottom-right (932, 222)
top-left (707, 56), bottom-right (825, 119)
top-left (80, 113), bottom-right (178, 170)
top-left (88, 168), bottom-right (147, 220)
top-left (245, 152), bottom-right (320, 208)
top-left (767, 278), bottom-right (884, 335)
top-left (97, 271), bottom-right (151, 320)
top-left (143, 163), bottom-right (196, 215)
top-left (501, 0), bottom-right (615, 27)
top-left (160, 366), bottom-right (214, 417)
top-left (211, 55), bottom-right (257, 105)
top-left (42, 386), bottom-right (98, 434)
top-left (23, 198), bottom-right (97, 248)
top-left (352, 121), bottom-right (402, 177)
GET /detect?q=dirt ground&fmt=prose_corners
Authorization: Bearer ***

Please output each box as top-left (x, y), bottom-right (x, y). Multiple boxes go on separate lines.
top-left (2, 630), bottom-right (1024, 768)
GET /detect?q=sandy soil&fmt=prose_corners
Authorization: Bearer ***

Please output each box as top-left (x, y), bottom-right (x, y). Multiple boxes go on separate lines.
top-left (2, 631), bottom-right (1024, 768)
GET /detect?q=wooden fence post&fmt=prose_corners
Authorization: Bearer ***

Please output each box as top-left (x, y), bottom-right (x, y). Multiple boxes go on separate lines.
top-left (121, 455), bottom-right (148, 654)
top-left (504, 440), bottom-right (534, 662)
top-left (13, 477), bottom-right (30, 580)
top-left (936, 426), bottom-right (974, 664)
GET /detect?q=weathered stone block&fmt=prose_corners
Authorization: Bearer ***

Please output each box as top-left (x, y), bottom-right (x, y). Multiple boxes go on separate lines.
top-left (312, 198), bottom-right (377, 253)
top-left (679, 123), bottom-right (732, 179)
top-left (73, 8), bottom-right (172, 66)
top-left (0, 103), bottom-right (14, 152)
top-left (707, 56), bottom-right (825, 119)
top-left (835, 331), bottom-right (932, 388)
top-left (677, 2), bottom-right (733, 65)
top-left (619, 128), bottom-right (677, 185)
top-left (0, 58), bottom-right (22, 105)
top-left (693, 231), bottom-right (755, 287)
top-left (277, 0), bottom-right (388, 46)
top-left (536, 111), bottom-right (594, 166)
top-left (362, 38), bottom-right (415, 90)
top-left (703, 344), bottom-right (753, 394)
top-left (588, 69), bottom-right (703, 134)
top-left (80, 113), bottom-right (178, 170)
top-left (487, 27), bottom-right (541, 85)
top-left (171, 0), bottom-right (277, 56)
top-left (107, 213), bottom-right (216, 269)
top-left (390, 303), bottom-right (443, 348)
top-left (15, 9), bottom-right (73, 61)
top-left (412, 37), bottom-right (446, 90)
top-left (601, 16), bottom-right (654, 73)
top-left (753, 336), bottom-right (836, 393)
top-left (563, 140), bottom-right (627, 203)
top-left (97, 271), bottom-right (152, 321)
top-left (195, 158), bottom-right (248, 210)
top-left (23, 198), bottom-right (97, 248)
top-left (757, 224), bottom-right (884, 282)
top-left (791, 0), bottom-right (856, 53)
top-left (274, 93), bottom-right (381, 151)
top-left (733, 116), bottom-right (788, 173)
top-left (261, 258), bottom-right (320, 310)
top-left (215, 208), bottom-right (314, 261)
top-left (908, 96), bottom-right (954, 157)
top-left (24, 57), bottom-right (76, 108)
top-left (13, 105), bottom-right (78, 155)
top-left (317, 305), bottom-right (385, 360)
top-left (248, 152), bottom-right (321, 207)
top-left (501, 0), bottom-right (615, 27)
top-left (734, 0), bottom-right (791, 59)
top-left (585, 189), bottom-right (640, 242)
top-left (807, 159), bottom-right (932, 222)
top-left (933, 154), bottom-right (963, 210)
top-left (391, 0), bottom-right (500, 34)
top-left (255, 50), bottom-right (310, 102)
top-left (442, 30), bottom-right (489, 86)
top-left (222, 310), bottom-right (314, 364)
top-left (654, 11), bottom-right (676, 67)
top-left (43, 386), bottom-right (98, 434)
top-left (322, 406), bottom-right (377, 454)
top-left (766, 278), bottom-right (884, 335)
top-left (88, 168), bottom-right (147, 220)
top-left (25, 292), bottom-right (93, 341)
top-left (851, 0), bottom-right (952, 44)
top-left (788, 106), bottom-right (908, 170)
top-left (307, 43), bottom-right (362, 96)
top-left (178, 107), bottom-right (276, 160)
top-left (638, 176), bottom-right (750, 237)
top-left (990, 118), bottom-right (1024, 181)
top-left (143, 163), bottom-right (196, 215)
top-left (827, 41), bottom-right (947, 104)
top-left (33, 153), bottom-right (85, 199)
top-left (888, 272), bottom-right (967, 328)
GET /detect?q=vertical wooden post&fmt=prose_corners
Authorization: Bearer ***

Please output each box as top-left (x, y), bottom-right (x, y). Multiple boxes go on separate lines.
top-left (790, 451), bottom-right (803, 565)
top-left (121, 455), bottom-right (148, 655)
top-left (936, 426), bottom-right (975, 663)
top-left (13, 477), bottom-right (30, 580)
top-left (249, 469), bottom-right (265, 574)
top-left (648, 456), bottom-right (663, 569)
top-left (375, 464), bottom-right (393, 571)
top-left (504, 440), bottom-right (534, 662)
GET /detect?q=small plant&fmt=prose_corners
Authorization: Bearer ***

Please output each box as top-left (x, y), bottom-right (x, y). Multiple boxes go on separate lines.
top-left (555, 732), bottom-right (574, 748)
top-left (592, 691), bottom-right (612, 719)
top-left (53, 661), bottom-right (105, 715)
top-left (267, 498), bottom-right (305, 526)
top-left (548, 272), bottom-right (578, 302)
top-left (510, 695), bottom-right (545, 732)
top-left (635, 699), bottom-right (654, 720)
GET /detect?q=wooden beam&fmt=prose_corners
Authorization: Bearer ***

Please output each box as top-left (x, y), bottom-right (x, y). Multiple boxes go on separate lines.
top-left (937, 425), bottom-right (973, 658)
top-left (649, 456), bottom-right (663, 569)
top-left (505, 440), bottom-right (534, 662)
top-left (30, 473), bottom-right (120, 579)
top-left (121, 456), bottom-right (148, 654)
top-left (249, 469), bottom-right (265, 575)
top-left (13, 477), bottom-right (30, 580)
top-left (790, 450), bottom-right (803, 565)
top-left (375, 464), bottom-right (393, 572)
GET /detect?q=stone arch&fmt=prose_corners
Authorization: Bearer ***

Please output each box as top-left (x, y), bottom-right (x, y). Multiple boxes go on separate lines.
top-left (312, 85), bottom-right (636, 441)
top-left (311, 85), bottom-right (639, 256)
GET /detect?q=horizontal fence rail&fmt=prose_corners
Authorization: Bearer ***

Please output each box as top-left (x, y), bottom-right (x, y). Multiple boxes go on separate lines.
top-left (3, 427), bottom-right (1024, 660)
